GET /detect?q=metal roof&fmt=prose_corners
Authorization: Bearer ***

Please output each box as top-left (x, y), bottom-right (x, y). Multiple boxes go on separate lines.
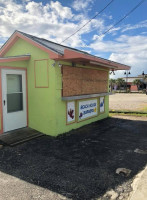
top-left (0, 30), bottom-right (131, 70)
top-left (18, 31), bottom-right (130, 69)
top-left (18, 31), bottom-right (91, 56)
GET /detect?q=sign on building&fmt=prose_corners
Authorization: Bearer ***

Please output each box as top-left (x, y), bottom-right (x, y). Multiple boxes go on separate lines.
top-left (78, 99), bottom-right (98, 121)
top-left (100, 97), bottom-right (105, 113)
top-left (67, 101), bottom-right (76, 124)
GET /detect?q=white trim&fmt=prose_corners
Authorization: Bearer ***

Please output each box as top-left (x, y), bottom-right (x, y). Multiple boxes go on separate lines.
top-left (0, 55), bottom-right (30, 59)
top-left (2, 69), bottom-right (27, 132)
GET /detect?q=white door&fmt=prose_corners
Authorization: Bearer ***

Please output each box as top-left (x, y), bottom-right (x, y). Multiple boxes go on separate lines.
top-left (2, 69), bottom-right (27, 132)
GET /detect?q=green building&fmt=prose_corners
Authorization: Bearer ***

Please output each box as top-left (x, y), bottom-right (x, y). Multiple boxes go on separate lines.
top-left (0, 31), bottom-right (130, 136)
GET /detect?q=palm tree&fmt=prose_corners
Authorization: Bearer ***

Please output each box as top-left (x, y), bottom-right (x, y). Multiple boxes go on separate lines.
top-left (109, 79), bottom-right (116, 92)
top-left (143, 75), bottom-right (147, 84)
top-left (142, 72), bottom-right (147, 94)
top-left (133, 79), bottom-right (142, 91)
top-left (116, 78), bottom-right (125, 91)
top-left (143, 75), bottom-right (147, 94)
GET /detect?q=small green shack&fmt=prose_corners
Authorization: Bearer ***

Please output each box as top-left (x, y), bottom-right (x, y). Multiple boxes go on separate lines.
top-left (0, 31), bottom-right (130, 136)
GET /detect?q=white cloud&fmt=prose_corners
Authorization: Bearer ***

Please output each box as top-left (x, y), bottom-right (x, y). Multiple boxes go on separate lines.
top-left (72, 0), bottom-right (94, 11)
top-left (0, 0), bottom-right (146, 78)
top-left (92, 20), bottom-right (147, 39)
top-left (92, 34), bottom-right (105, 42)
top-left (110, 52), bottom-right (147, 77)
top-left (90, 34), bottom-right (147, 77)
top-left (49, 1), bottom-right (73, 19)
top-left (0, 0), bottom-right (78, 46)
top-left (121, 20), bottom-right (147, 33)
top-left (90, 35), bottom-right (147, 54)
top-left (0, 0), bottom-right (107, 48)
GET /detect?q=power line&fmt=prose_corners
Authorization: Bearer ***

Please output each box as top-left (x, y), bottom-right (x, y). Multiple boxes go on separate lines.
top-left (98, 0), bottom-right (146, 38)
top-left (61, 0), bottom-right (146, 45)
top-left (60, 0), bottom-right (115, 44)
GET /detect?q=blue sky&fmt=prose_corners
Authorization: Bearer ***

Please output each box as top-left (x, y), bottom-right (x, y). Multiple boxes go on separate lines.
top-left (0, 0), bottom-right (147, 78)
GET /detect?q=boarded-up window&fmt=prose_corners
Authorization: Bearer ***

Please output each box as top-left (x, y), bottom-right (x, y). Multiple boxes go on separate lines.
top-left (34, 60), bottom-right (49, 88)
top-left (62, 66), bottom-right (108, 97)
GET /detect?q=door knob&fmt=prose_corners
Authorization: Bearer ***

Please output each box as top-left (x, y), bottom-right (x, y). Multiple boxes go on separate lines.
top-left (3, 100), bottom-right (5, 106)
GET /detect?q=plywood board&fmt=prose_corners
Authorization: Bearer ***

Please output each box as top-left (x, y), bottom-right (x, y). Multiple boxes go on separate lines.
top-left (62, 66), bottom-right (108, 97)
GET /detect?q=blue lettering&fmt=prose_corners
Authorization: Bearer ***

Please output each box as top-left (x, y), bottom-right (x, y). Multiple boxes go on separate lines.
top-left (83, 109), bottom-right (94, 115)
top-left (80, 102), bottom-right (96, 110)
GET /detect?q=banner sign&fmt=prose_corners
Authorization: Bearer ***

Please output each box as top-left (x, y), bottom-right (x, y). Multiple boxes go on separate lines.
top-left (78, 99), bottom-right (98, 121)
top-left (67, 101), bottom-right (75, 124)
top-left (100, 97), bottom-right (105, 113)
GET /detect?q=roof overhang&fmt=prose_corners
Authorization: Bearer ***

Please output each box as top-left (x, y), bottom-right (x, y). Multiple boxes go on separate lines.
top-left (0, 31), bottom-right (131, 71)
top-left (0, 55), bottom-right (31, 63)
top-left (53, 49), bottom-right (131, 70)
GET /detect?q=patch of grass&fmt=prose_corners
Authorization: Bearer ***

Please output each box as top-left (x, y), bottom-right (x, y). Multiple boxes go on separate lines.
top-left (140, 106), bottom-right (147, 112)
top-left (109, 112), bottom-right (147, 117)
top-left (109, 106), bottom-right (147, 117)
top-left (110, 109), bottom-right (147, 114)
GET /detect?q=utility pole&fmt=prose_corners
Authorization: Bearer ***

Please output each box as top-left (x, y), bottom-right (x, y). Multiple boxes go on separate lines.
top-left (124, 71), bottom-right (131, 92)
top-left (142, 71), bottom-right (147, 95)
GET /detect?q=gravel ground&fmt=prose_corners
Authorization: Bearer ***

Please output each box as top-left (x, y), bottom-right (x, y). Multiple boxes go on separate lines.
top-left (0, 116), bottom-right (147, 200)
top-left (109, 93), bottom-right (147, 111)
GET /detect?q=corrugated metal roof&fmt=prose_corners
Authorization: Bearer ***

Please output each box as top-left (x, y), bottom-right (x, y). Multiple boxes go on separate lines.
top-left (18, 31), bottom-right (92, 56)
top-left (17, 31), bottom-right (131, 69)
top-left (18, 31), bottom-right (64, 55)
top-left (0, 30), bottom-right (131, 70)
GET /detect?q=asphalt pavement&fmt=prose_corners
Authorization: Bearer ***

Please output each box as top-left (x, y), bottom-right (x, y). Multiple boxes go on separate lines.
top-left (0, 115), bottom-right (147, 200)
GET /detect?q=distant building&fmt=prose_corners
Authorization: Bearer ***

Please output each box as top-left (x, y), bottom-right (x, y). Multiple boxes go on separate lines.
top-left (122, 74), bottom-right (147, 92)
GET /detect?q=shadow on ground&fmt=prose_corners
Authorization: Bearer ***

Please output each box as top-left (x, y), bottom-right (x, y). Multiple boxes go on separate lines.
top-left (0, 117), bottom-right (147, 200)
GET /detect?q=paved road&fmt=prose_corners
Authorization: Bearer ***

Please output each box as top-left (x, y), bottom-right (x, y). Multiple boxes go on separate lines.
top-left (0, 116), bottom-right (147, 200)
top-left (109, 93), bottom-right (147, 111)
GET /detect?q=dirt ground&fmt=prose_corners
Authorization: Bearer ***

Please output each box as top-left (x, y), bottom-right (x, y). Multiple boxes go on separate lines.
top-left (0, 115), bottom-right (147, 200)
top-left (109, 93), bottom-right (147, 111)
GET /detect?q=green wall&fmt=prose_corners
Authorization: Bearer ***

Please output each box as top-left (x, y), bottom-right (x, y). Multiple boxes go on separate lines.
top-left (0, 38), bottom-right (109, 136)
top-left (53, 60), bottom-right (109, 136)
top-left (0, 38), bottom-right (57, 135)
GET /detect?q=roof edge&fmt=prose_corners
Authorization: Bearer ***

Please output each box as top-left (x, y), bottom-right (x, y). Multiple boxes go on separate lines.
top-left (0, 31), bottom-right (62, 58)
top-left (0, 54), bottom-right (31, 63)
top-left (54, 48), bottom-right (131, 70)
top-left (0, 31), bottom-right (131, 71)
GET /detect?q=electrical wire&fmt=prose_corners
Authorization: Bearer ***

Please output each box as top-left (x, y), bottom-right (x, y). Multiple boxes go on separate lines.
top-left (99, 0), bottom-right (146, 37)
top-left (61, 0), bottom-right (146, 44)
top-left (60, 0), bottom-right (115, 44)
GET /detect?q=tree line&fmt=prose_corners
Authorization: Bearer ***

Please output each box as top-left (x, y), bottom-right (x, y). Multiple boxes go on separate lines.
top-left (109, 77), bottom-right (147, 91)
